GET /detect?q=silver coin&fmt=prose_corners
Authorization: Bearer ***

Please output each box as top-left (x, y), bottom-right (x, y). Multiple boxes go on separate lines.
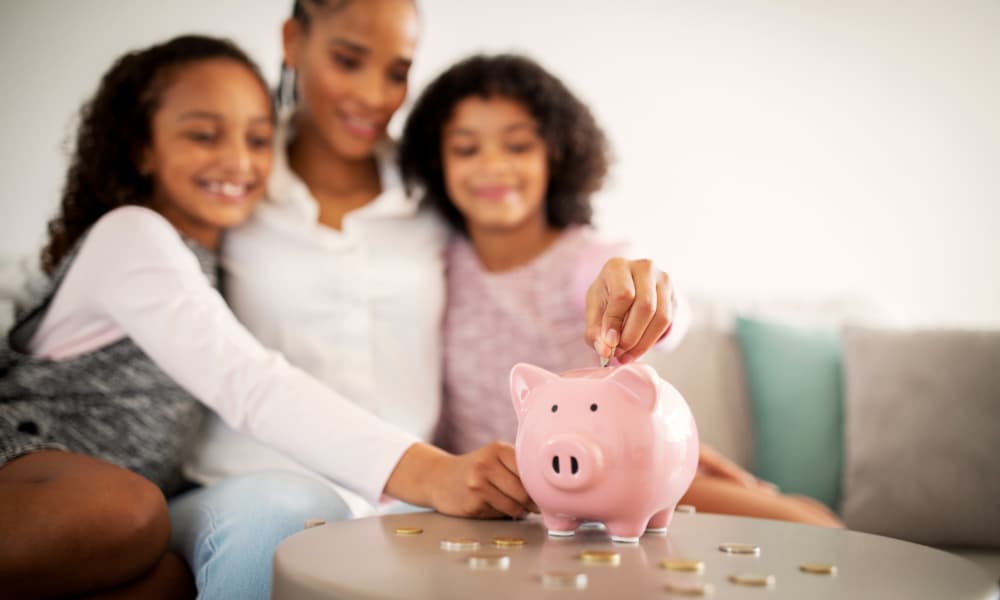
top-left (541, 571), bottom-right (588, 589)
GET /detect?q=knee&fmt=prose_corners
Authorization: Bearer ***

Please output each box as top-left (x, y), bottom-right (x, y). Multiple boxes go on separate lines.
top-left (100, 470), bottom-right (172, 565)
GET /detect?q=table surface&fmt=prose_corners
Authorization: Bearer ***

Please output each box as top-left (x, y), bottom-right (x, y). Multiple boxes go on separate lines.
top-left (272, 510), bottom-right (999, 600)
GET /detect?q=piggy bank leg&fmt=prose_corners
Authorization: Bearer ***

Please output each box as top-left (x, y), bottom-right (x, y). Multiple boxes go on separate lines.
top-left (542, 513), bottom-right (580, 537)
top-left (605, 520), bottom-right (645, 544)
top-left (645, 507), bottom-right (675, 535)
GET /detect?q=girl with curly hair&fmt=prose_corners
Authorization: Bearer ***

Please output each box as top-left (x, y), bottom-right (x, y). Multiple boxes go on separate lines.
top-left (0, 34), bottom-right (537, 599)
top-left (399, 54), bottom-right (843, 528)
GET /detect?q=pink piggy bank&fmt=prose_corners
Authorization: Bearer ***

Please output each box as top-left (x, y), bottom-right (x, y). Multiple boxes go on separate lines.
top-left (510, 362), bottom-right (699, 543)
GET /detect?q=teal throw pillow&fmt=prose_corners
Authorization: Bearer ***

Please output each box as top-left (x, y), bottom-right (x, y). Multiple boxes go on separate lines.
top-left (734, 316), bottom-right (843, 509)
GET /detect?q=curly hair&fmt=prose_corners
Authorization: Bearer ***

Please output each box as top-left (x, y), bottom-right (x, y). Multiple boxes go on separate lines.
top-left (398, 53), bottom-right (610, 234)
top-left (41, 35), bottom-right (271, 274)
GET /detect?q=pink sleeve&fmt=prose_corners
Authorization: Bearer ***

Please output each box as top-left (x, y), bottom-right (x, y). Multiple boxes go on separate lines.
top-left (571, 235), bottom-right (691, 352)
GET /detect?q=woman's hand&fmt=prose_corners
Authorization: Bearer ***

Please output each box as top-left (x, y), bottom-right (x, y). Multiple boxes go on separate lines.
top-left (385, 442), bottom-right (537, 519)
top-left (585, 258), bottom-right (676, 365)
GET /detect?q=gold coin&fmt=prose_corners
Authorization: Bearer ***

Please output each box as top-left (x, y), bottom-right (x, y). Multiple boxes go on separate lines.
top-left (467, 553), bottom-right (510, 570)
top-left (541, 571), bottom-right (588, 589)
top-left (675, 504), bottom-right (697, 514)
top-left (303, 518), bottom-right (326, 529)
top-left (492, 536), bottom-right (526, 547)
top-left (394, 527), bottom-right (423, 536)
top-left (718, 542), bottom-right (760, 555)
top-left (440, 537), bottom-right (480, 551)
top-left (800, 562), bottom-right (837, 575)
top-left (664, 581), bottom-right (714, 596)
top-left (660, 558), bottom-right (706, 573)
top-left (728, 574), bottom-right (775, 587)
top-left (579, 549), bottom-right (621, 565)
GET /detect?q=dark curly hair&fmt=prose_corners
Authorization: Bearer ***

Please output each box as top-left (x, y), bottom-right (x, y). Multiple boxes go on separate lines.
top-left (41, 35), bottom-right (272, 274)
top-left (398, 53), bottom-right (610, 234)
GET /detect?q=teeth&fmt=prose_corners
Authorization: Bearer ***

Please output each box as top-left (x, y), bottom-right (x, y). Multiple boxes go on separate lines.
top-left (202, 181), bottom-right (249, 198)
top-left (345, 115), bottom-right (375, 131)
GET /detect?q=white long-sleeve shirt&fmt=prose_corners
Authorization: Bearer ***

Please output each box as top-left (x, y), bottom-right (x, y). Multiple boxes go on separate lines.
top-left (28, 205), bottom-right (418, 505)
top-left (183, 120), bottom-right (449, 515)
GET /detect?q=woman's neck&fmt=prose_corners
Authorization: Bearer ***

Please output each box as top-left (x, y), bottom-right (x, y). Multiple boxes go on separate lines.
top-left (287, 114), bottom-right (381, 229)
top-left (467, 220), bottom-right (562, 273)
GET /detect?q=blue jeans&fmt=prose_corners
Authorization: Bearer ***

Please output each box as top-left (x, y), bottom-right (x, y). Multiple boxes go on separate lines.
top-left (168, 471), bottom-right (352, 600)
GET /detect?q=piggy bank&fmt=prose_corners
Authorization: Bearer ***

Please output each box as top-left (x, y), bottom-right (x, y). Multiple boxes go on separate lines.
top-left (510, 362), bottom-right (699, 543)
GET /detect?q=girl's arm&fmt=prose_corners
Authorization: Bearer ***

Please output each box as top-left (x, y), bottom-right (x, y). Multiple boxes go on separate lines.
top-left (77, 207), bottom-right (532, 516)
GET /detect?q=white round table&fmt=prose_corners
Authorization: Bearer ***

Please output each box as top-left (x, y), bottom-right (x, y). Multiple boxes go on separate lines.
top-left (272, 510), bottom-right (998, 599)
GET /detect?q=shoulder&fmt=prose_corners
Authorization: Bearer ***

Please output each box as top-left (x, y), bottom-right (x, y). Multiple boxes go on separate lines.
top-left (79, 206), bottom-right (197, 272)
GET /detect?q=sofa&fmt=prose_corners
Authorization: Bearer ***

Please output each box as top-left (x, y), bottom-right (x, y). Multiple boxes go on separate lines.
top-left (642, 295), bottom-right (1000, 580)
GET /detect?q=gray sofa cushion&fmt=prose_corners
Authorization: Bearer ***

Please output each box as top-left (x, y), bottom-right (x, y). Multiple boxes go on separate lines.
top-left (840, 326), bottom-right (1000, 547)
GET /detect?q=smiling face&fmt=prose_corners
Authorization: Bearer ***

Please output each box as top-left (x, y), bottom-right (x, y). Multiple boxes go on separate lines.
top-left (141, 58), bottom-right (274, 248)
top-left (442, 95), bottom-right (550, 236)
top-left (284, 0), bottom-right (418, 160)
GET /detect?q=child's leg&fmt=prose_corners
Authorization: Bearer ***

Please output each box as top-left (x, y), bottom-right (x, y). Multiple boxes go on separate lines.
top-left (0, 450), bottom-right (195, 599)
top-left (169, 471), bottom-right (353, 600)
top-left (680, 474), bottom-right (844, 528)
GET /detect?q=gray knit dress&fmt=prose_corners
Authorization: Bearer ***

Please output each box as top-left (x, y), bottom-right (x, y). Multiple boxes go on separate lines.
top-left (0, 236), bottom-right (214, 496)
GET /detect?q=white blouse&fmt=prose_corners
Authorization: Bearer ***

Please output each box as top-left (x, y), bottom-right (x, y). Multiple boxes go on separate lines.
top-left (184, 120), bottom-right (449, 514)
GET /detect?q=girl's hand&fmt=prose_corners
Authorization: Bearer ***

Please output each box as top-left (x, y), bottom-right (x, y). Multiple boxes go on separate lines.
top-left (585, 258), bottom-right (676, 365)
top-left (698, 443), bottom-right (763, 489)
top-left (386, 442), bottom-right (537, 519)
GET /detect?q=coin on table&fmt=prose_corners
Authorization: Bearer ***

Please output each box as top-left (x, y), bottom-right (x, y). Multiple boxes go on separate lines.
top-left (394, 527), bottom-right (423, 536)
top-left (659, 558), bottom-right (706, 573)
top-left (664, 581), bottom-right (714, 596)
top-left (799, 562), bottom-right (837, 575)
top-left (728, 574), bottom-right (776, 587)
top-left (579, 549), bottom-right (621, 565)
top-left (675, 504), bottom-right (697, 514)
top-left (440, 537), bottom-right (480, 551)
top-left (492, 536), bottom-right (525, 548)
top-left (467, 553), bottom-right (510, 570)
top-left (303, 518), bottom-right (326, 529)
top-left (541, 571), bottom-right (588, 589)
top-left (718, 543), bottom-right (760, 556)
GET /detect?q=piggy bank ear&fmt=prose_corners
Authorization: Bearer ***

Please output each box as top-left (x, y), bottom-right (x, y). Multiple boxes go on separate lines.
top-left (510, 363), bottom-right (558, 422)
top-left (605, 363), bottom-right (661, 412)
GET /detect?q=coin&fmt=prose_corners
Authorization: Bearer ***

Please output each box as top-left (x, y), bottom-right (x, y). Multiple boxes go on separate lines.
top-left (660, 558), bottom-right (706, 573)
top-left (675, 504), bottom-right (697, 514)
top-left (579, 549), bottom-right (621, 565)
top-left (718, 543), bottom-right (760, 556)
top-left (303, 518), bottom-right (326, 529)
top-left (799, 562), bottom-right (837, 575)
top-left (467, 553), bottom-right (510, 570)
top-left (728, 574), bottom-right (776, 587)
top-left (664, 581), bottom-right (714, 596)
top-left (394, 527), bottom-right (423, 536)
top-left (440, 537), bottom-right (480, 551)
top-left (492, 536), bottom-right (525, 548)
top-left (541, 571), bottom-right (588, 589)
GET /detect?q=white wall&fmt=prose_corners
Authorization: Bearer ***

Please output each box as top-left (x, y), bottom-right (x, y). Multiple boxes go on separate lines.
top-left (1, 0), bottom-right (997, 326)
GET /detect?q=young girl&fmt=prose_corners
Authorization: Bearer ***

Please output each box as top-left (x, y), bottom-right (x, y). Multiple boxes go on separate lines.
top-left (399, 53), bottom-right (844, 528)
top-left (0, 35), bottom-right (537, 599)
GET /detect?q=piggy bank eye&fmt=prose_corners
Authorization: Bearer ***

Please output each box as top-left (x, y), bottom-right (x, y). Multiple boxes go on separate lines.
top-left (590, 403), bottom-right (598, 412)
top-left (551, 404), bottom-right (558, 413)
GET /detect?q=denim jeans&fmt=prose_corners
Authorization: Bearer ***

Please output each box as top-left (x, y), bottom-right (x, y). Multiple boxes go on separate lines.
top-left (168, 471), bottom-right (352, 600)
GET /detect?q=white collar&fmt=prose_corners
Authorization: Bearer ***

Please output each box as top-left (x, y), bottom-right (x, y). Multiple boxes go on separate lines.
top-left (265, 110), bottom-right (418, 224)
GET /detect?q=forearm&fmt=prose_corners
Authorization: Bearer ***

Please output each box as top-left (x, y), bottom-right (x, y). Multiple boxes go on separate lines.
top-left (382, 442), bottom-right (452, 508)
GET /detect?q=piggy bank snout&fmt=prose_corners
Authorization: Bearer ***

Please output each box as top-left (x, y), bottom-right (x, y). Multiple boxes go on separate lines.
top-left (540, 436), bottom-right (604, 491)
